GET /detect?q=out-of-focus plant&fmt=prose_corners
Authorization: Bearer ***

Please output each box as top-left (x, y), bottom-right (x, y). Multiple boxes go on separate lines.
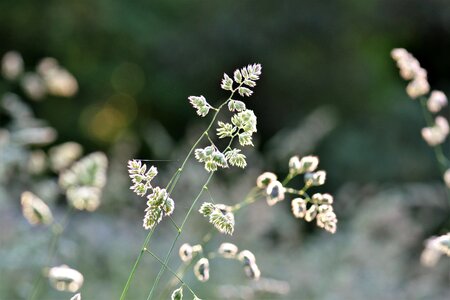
top-left (391, 48), bottom-right (450, 267)
top-left (121, 64), bottom-right (338, 300)
top-left (0, 51), bottom-right (107, 300)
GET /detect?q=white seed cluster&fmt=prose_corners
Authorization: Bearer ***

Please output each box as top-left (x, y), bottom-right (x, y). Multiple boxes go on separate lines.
top-left (143, 187), bottom-right (174, 230)
top-left (127, 159), bottom-right (175, 230)
top-left (199, 203), bottom-right (235, 235)
top-left (188, 95), bottom-right (212, 117)
top-left (49, 142), bottom-right (83, 172)
top-left (191, 64), bottom-right (261, 173)
top-left (20, 191), bottom-right (53, 226)
top-left (128, 159), bottom-right (158, 197)
top-left (292, 194), bottom-right (337, 233)
top-left (195, 145), bottom-right (228, 172)
top-left (47, 265), bottom-right (84, 293)
top-left (391, 48), bottom-right (429, 99)
top-left (59, 152), bottom-right (108, 211)
top-left (421, 116), bottom-right (449, 146)
top-left (427, 90), bottom-right (448, 113)
top-left (289, 155), bottom-right (319, 174)
top-left (420, 233), bottom-right (450, 267)
top-left (391, 48), bottom-right (450, 147)
top-left (257, 155), bottom-right (337, 234)
top-left (1, 52), bottom-right (78, 100)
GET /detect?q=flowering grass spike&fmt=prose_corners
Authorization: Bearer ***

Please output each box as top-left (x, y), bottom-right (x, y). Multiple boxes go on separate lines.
top-left (199, 203), bottom-right (235, 235)
top-left (128, 159), bottom-right (158, 197)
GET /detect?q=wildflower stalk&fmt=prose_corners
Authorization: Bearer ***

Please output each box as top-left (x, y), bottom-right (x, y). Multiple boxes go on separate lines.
top-left (119, 226), bottom-right (156, 300)
top-left (419, 97), bottom-right (449, 167)
top-left (419, 96), bottom-right (450, 205)
top-left (28, 206), bottom-right (74, 300)
top-left (120, 84), bottom-right (242, 300)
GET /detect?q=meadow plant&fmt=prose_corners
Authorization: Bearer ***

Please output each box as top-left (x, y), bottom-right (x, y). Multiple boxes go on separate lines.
top-left (391, 48), bottom-right (450, 266)
top-left (0, 51), bottom-right (107, 300)
top-left (123, 64), bottom-right (337, 299)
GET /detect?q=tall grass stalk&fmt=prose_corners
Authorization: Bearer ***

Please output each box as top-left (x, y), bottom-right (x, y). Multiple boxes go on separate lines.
top-left (120, 85), bottom-right (242, 300)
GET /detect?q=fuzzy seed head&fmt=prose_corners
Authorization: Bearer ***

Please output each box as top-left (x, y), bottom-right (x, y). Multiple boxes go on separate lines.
top-left (421, 116), bottom-right (449, 146)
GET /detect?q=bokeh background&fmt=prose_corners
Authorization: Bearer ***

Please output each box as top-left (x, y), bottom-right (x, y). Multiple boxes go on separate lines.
top-left (1, 0), bottom-right (450, 299)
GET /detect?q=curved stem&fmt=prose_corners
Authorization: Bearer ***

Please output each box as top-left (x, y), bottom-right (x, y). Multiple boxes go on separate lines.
top-left (147, 172), bottom-right (215, 300)
top-left (123, 85), bottom-right (243, 299)
top-left (119, 96), bottom-right (232, 300)
top-left (159, 229), bottom-right (215, 298)
top-left (119, 226), bottom-right (156, 300)
top-left (419, 97), bottom-right (450, 206)
top-left (144, 249), bottom-right (198, 298)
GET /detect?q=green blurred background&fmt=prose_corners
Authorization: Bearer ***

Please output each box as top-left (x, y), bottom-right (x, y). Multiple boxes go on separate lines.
top-left (1, 0), bottom-right (450, 299)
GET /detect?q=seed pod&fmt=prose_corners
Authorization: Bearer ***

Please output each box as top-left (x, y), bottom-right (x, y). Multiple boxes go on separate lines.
top-left (179, 243), bottom-right (193, 262)
top-left (218, 243), bottom-right (239, 258)
top-left (194, 258), bottom-right (210, 282)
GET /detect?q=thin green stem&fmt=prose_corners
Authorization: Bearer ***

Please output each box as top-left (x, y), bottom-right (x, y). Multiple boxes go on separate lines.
top-left (119, 95), bottom-right (232, 299)
top-left (28, 206), bottom-right (74, 300)
top-left (167, 215), bottom-right (180, 231)
top-left (125, 86), bottom-right (241, 300)
top-left (205, 187), bottom-right (216, 204)
top-left (231, 187), bottom-right (262, 211)
top-left (285, 182), bottom-right (312, 199)
top-left (205, 132), bottom-right (215, 145)
top-left (119, 226), bottom-right (156, 300)
top-left (159, 228), bottom-right (215, 298)
top-left (144, 249), bottom-right (198, 298)
top-left (166, 168), bottom-right (182, 193)
top-left (147, 173), bottom-right (215, 300)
